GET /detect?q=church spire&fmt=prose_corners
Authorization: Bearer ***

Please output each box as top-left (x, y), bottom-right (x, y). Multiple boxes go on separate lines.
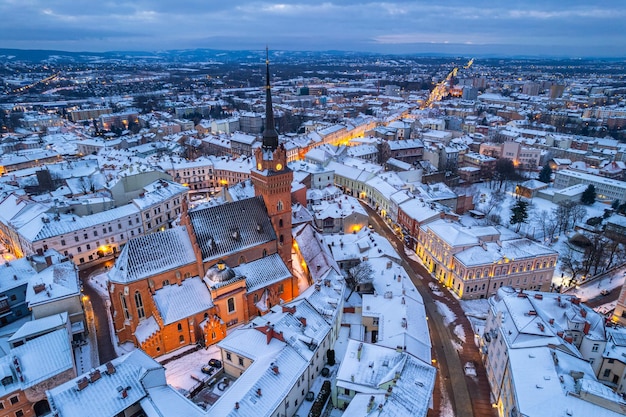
top-left (262, 47), bottom-right (279, 151)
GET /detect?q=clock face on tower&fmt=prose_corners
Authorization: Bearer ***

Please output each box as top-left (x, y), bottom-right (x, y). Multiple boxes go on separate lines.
top-left (275, 163), bottom-right (283, 171)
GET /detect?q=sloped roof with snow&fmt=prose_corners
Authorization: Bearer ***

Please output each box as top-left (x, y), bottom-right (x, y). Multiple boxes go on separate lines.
top-left (189, 196), bottom-right (276, 262)
top-left (26, 261), bottom-right (79, 307)
top-left (293, 224), bottom-right (341, 282)
top-left (343, 354), bottom-right (436, 417)
top-left (13, 328), bottom-right (73, 389)
top-left (234, 254), bottom-right (291, 293)
top-left (153, 277), bottom-right (213, 325)
top-left (140, 386), bottom-right (205, 417)
top-left (33, 204), bottom-right (139, 241)
top-left (109, 226), bottom-right (197, 284)
top-left (509, 346), bottom-right (626, 417)
top-left (47, 349), bottom-right (163, 417)
top-left (208, 345), bottom-right (308, 417)
top-left (9, 312), bottom-right (68, 343)
top-left (1, 257), bottom-right (37, 291)
top-left (363, 293), bottom-right (431, 364)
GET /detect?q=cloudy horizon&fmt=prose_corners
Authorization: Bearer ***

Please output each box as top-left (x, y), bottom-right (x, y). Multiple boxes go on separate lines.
top-left (0, 1), bottom-right (623, 57)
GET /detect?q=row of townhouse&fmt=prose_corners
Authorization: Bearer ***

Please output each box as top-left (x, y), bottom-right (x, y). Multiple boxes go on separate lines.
top-left (482, 287), bottom-right (626, 416)
top-left (0, 179), bottom-right (187, 269)
top-left (163, 155), bottom-right (253, 192)
top-left (416, 219), bottom-right (558, 300)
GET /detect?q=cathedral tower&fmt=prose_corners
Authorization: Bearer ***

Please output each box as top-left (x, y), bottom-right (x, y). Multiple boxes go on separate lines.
top-left (251, 49), bottom-right (293, 271)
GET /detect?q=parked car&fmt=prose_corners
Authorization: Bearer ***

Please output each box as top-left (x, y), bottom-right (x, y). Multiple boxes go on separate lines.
top-left (600, 289), bottom-right (611, 296)
top-left (201, 365), bottom-right (216, 375)
top-left (208, 359), bottom-right (222, 368)
top-left (305, 391), bottom-right (315, 401)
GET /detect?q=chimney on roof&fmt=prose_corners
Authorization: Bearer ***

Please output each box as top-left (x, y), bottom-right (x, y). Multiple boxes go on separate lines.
top-left (357, 342), bottom-right (363, 361)
top-left (89, 369), bottom-right (101, 383)
top-left (299, 317), bottom-right (307, 327)
top-left (583, 321), bottom-right (591, 335)
top-left (272, 364), bottom-right (279, 375)
top-left (77, 377), bottom-right (89, 391)
top-left (235, 402), bottom-right (240, 410)
top-left (106, 361), bottom-right (116, 375)
top-left (257, 387), bottom-right (262, 397)
top-left (282, 305), bottom-right (296, 315)
top-left (45, 255), bottom-right (52, 267)
top-left (580, 309), bottom-right (587, 318)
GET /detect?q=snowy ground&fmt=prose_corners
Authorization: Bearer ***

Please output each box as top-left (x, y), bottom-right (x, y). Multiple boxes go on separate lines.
top-left (434, 300), bottom-right (457, 325)
top-left (566, 267), bottom-right (626, 302)
top-left (164, 345), bottom-right (222, 394)
top-left (459, 299), bottom-right (491, 344)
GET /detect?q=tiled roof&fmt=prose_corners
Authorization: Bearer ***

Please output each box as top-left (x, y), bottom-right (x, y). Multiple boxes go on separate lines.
top-left (153, 277), bottom-right (214, 325)
top-left (109, 226), bottom-right (197, 284)
top-left (234, 254), bottom-right (291, 293)
top-left (188, 196), bottom-right (276, 262)
top-left (48, 350), bottom-right (160, 417)
top-left (14, 329), bottom-right (74, 389)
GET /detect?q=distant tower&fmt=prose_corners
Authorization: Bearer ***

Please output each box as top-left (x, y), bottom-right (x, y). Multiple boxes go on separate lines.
top-left (251, 48), bottom-right (293, 271)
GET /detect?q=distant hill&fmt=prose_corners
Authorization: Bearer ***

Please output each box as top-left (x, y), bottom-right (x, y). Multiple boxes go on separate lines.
top-left (0, 48), bottom-right (623, 65)
top-left (0, 48), bottom-right (380, 64)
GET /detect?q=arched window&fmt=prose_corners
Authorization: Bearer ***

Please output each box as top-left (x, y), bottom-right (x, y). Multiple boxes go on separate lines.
top-left (277, 200), bottom-right (284, 212)
top-left (253, 293), bottom-right (259, 303)
top-left (177, 323), bottom-right (182, 332)
top-left (279, 218), bottom-right (283, 228)
top-left (120, 293), bottom-right (129, 320)
top-left (239, 255), bottom-right (246, 265)
top-left (134, 291), bottom-right (145, 319)
top-left (263, 249), bottom-right (267, 257)
top-left (162, 279), bottom-right (169, 286)
top-left (179, 335), bottom-right (184, 344)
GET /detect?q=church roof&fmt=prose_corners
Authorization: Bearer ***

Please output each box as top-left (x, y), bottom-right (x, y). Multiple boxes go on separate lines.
top-left (188, 196), bottom-right (276, 262)
top-left (235, 253), bottom-right (291, 293)
top-left (108, 226), bottom-right (197, 284)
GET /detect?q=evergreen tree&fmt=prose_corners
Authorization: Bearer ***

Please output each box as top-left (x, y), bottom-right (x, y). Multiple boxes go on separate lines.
top-left (538, 164), bottom-right (552, 183)
top-left (509, 199), bottom-right (529, 232)
top-left (612, 199), bottom-right (620, 210)
top-left (580, 184), bottom-right (596, 205)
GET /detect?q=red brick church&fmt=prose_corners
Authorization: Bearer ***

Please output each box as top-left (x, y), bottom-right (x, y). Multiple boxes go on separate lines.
top-left (107, 54), bottom-right (298, 357)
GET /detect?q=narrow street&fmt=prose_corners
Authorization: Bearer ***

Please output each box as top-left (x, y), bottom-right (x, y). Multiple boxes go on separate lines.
top-left (362, 203), bottom-right (497, 417)
top-left (80, 266), bottom-right (117, 364)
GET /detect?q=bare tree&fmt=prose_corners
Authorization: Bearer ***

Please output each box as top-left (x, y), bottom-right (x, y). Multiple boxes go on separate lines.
top-left (478, 189), bottom-right (505, 217)
top-left (560, 242), bottom-right (586, 286)
top-left (536, 210), bottom-right (559, 244)
top-left (553, 201), bottom-right (585, 234)
top-left (349, 261), bottom-right (374, 287)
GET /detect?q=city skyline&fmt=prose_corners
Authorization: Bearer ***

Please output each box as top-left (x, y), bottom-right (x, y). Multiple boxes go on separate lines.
top-left (0, 0), bottom-right (624, 58)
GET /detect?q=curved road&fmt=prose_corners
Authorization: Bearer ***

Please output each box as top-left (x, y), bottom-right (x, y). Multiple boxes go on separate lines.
top-left (363, 203), bottom-right (496, 417)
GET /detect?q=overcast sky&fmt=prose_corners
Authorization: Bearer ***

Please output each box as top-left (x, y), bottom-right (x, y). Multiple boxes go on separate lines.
top-left (0, 0), bottom-right (624, 57)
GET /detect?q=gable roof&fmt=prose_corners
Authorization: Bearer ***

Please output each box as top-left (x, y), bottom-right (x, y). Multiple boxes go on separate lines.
top-left (153, 277), bottom-right (214, 325)
top-left (109, 226), bottom-right (197, 284)
top-left (188, 196), bottom-right (276, 262)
